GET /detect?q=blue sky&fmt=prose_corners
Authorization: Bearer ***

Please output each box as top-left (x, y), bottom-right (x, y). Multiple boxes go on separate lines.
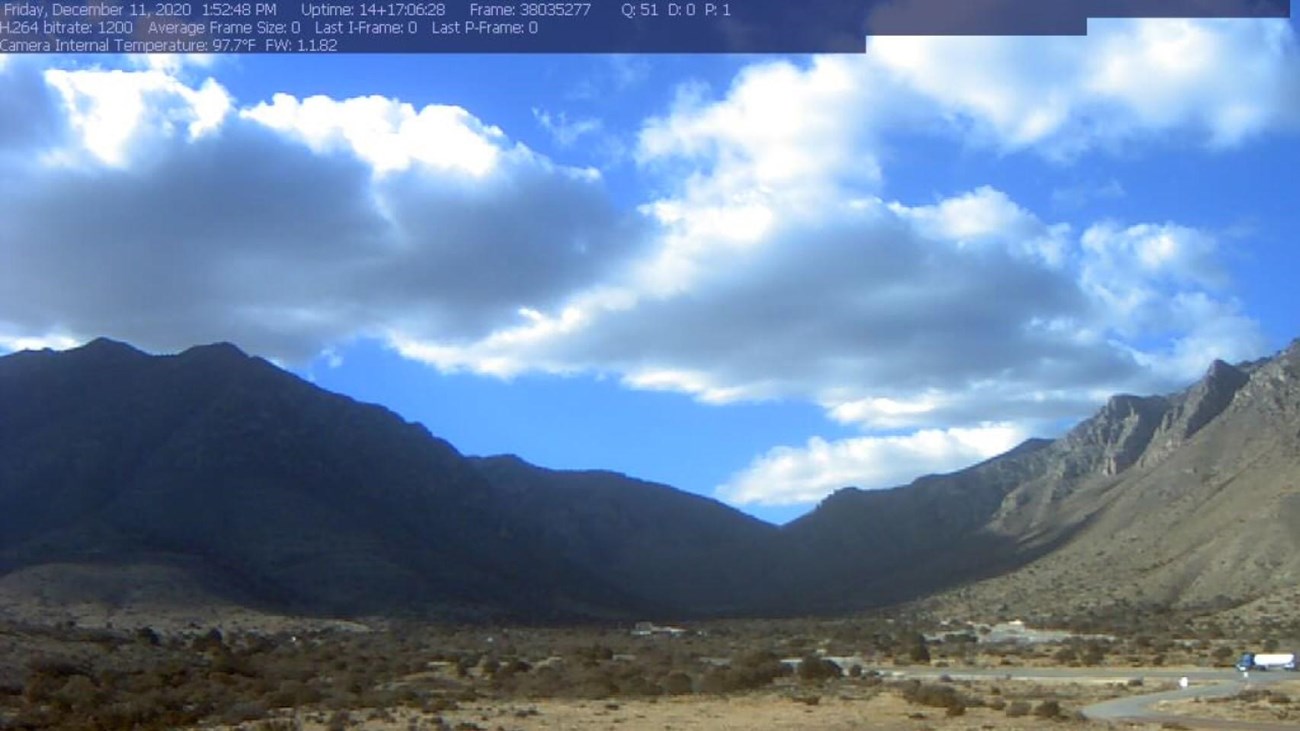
top-left (2, 20), bottom-right (1298, 525)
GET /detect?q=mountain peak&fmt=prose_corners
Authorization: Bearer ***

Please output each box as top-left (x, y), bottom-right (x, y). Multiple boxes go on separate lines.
top-left (179, 341), bottom-right (249, 360)
top-left (1205, 357), bottom-right (1242, 379)
top-left (72, 337), bottom-right (147, 361)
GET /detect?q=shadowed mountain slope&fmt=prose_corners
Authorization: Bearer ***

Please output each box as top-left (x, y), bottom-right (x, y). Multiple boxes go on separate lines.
top-left (923, 343), bottom-right (1300, 618)
top-left (470, 455), bottom-right (779, 616)
top-left (1, 337), bottom-right (1298, 621)
top-left (737, 344), bottom-right (1298, 616)
top-left (0, 338), bottom-right (646, 621)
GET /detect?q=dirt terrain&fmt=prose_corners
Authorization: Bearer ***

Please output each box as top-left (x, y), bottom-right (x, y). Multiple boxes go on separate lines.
top-left (0, 610), bottom-right (1292, 731)
top-left (201, 681), bottom-right (1220, 731)
top-left (205, 682), bottom-right (1114, 731)
top-left (1156, 679), bottom-right (1300, 725)
top-left (177, 668), bottom-right (1223, 731)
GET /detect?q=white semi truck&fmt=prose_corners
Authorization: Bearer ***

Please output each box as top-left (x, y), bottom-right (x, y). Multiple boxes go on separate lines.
top-left (1236, 652), bottom-right (1297, 671)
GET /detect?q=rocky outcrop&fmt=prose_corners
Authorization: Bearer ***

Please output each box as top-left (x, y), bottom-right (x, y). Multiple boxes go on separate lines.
top-left (1140, 359), bottom-right (1249, 468)
top-left (1059, 394), bottom-right (1169, 477)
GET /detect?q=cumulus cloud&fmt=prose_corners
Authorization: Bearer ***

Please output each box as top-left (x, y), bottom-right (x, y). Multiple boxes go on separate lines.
top-left (532, 108), bottom-right (603, 147)
top-left (867, 18), bottom-right (1300, 156)
top-left (0, 61), bottom-right (649, 361)
top-left (637, 56), bottom-right (891, 198)
top-left (244, 93), bottom-right (506, 177)
top-left (718, 423), bottom-right (1030, 506)
top-left (44, 66), bottom-right (231, 167)
top-left (0, 58), bottom-right (70, 159)
top-left (389, 183), bottom-right (1262, 427)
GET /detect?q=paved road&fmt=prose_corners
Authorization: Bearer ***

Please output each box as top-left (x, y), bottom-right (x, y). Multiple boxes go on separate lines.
top-left (1081, 672), bottom-right (1298, 730)
top-left (852, 663), bottom-right (1298, 730)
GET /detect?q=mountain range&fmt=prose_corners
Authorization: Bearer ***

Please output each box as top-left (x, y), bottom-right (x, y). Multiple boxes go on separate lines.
top-left (1, 337), bottom-right (1297, 622)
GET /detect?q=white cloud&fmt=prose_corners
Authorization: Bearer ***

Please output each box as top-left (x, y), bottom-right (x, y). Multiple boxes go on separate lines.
top-left (892, 186), bottom-right (1070, 266)
top-left (637, 56), bottom-right (887, 197)
top-left (1082, 19), bottom-right (1297, 147)
top-left (43, 67), bottom-right (231, 167)
top-left (1077, 221), bottom-right (1246, 360)
top-left (386, 180), bottom-right (1262, 432)
top-left (718, 423), bottom-right (1030, 506)
top-left (243, 93), bottom-right (507, 177)
top-left (0, 61), bottom-right (648, 361)
top-left (566, 55), bottom-right (652, 101)
top-left (0, 331), bottom-right (80, 353)
top-left (825, 393), bottom-right (949, 430)
top-left (532, 108), bottom-right (603, 147)
top-left (1121, 291), bottom-right (1266, 384)
top-left (1082, 221), bottom-right (1225, 289)
top-left (867, 18), bottom-right (1300, 156)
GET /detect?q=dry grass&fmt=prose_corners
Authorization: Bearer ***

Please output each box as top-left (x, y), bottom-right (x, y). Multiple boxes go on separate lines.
top-left (194, 679), bottom-right (1120, 731)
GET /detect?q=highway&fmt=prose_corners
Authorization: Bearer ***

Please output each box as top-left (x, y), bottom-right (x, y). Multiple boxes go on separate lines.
top-left (851, 663), bottom-right (1298, 730)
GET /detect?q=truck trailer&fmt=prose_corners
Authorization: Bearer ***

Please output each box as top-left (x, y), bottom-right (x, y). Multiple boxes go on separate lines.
top-left (1236, 652), bottom-right (1297, 671)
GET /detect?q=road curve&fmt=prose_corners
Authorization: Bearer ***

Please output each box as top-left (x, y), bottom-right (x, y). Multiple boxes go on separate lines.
top-left (851, 663), bottom-right (1297, 730)
top-left (1081, 672), bottom-right (1297, 730)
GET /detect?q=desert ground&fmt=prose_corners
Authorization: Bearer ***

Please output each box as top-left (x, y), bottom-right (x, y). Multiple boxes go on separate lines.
top-left (5, 598), bottom-right (1300, 731)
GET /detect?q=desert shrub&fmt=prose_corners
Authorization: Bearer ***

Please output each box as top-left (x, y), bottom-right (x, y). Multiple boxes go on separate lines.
top-left (907, 634), bottom-right (931, 663)
top-left (1236, 688), bottom-right (1281, 703)
top-left (326, 709), bottom-right (353, 731)
top-left (1033, 699), bottom-right (1062, 718)
top-left (573, 644), bottom-right (614, 667)
top-left (730, 650), bottom-right (787, 689)
top-left (499, 658), bottom-right (532, 676)
top-left (1005, 700), bottom-right (1031, 717)
top-left (49, 674), bottom-right (102, 712)
top-left (613, 669), bottom-right (660, 697)
top-left (697, 669), bottom-right (735, 694)
top-left (211, 650), bottom-right (259, 678)
top-left (796, 655), bottom-right (841, 682)
top-left (23, 665), bottom-right (81, 706)
top-left (453, 655), bottom-right (476, 678)
top-left (266, 679), bottom-right (324, 707)
top-left (192, 628), bottom-right (227, 654)
top-left (901, 681), bottom-right (966, 713)
top-left (218, 700), bottom-right (269, 724)
top-left (1081, 643), bottom-right (1106, 665)
top-left (517, 666), bottom-right (566, 696)
top-left (570, 667), bottom-right (618, 699)
top-left (659, 672), bottom-right (693, 695)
